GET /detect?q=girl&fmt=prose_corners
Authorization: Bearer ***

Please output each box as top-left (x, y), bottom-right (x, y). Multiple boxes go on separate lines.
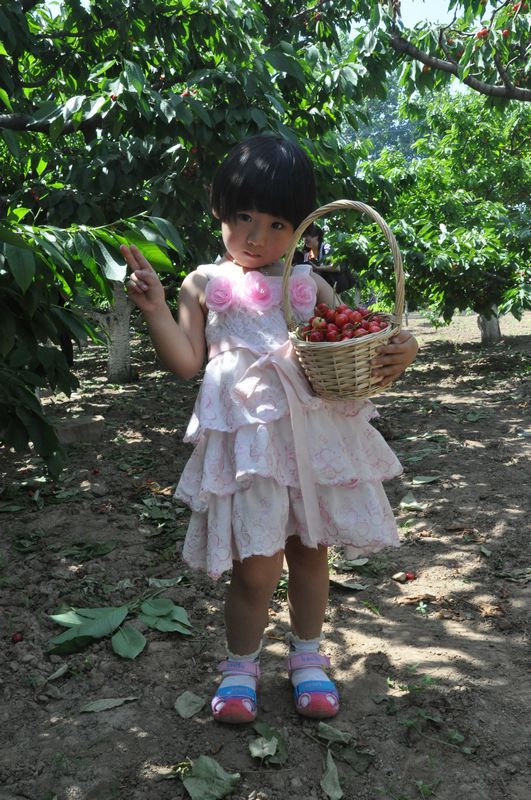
top-left (121, 134), bottom-right (418, 725)
top-left (303, 224), bottom-right (331, 266)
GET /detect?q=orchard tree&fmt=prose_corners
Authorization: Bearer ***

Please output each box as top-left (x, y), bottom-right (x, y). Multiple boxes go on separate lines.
top-left (354, 91), bottom-right (530, 342)
top-left (354, 0), bottom-right (531, 105)
top-left (0, 0), bottom-right (385, 471)
top-left (1, 0), bottom-right (530, 473)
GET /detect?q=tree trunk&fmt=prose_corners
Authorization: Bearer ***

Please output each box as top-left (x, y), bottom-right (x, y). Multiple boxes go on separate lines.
top-left (477, 305), bottom-right (502, 345)
top-left (96, 282), bottom-right (135, 383)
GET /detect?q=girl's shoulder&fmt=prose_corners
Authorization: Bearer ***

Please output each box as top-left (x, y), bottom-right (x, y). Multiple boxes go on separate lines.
top-left (196, 259), bottom-right (236, 281)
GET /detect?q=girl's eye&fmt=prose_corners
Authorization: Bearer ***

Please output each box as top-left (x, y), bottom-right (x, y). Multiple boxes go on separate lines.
top-left (272, 222), bottom-right (284, 230)
top-left (237, 213), bottom-right (251, 222)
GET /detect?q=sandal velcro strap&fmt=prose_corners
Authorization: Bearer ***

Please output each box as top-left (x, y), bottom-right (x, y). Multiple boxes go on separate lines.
top-left (217, 659), bottom-right (261, 678)
top-left (288, 652), bottom-right (331, 673)
top-left (214, 685), bottom-right (256, 701)
top-left (293, 679), bottom-right (338, 700)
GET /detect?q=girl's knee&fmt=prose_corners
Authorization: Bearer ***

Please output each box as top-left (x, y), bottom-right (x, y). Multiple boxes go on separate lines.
top-left (285, 538), bottom-right (328, 567)
top-left (232, 552), bottom-right (284, 596)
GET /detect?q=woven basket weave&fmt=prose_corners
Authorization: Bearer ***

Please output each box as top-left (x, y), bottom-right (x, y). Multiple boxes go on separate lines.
top-left (282, 200), bottom-right (405, 400)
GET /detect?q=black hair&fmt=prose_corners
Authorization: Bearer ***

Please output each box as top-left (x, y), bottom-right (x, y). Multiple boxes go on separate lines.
top-left (211, 134), bottom-right (316, 229)
top-left (305, 224), bottom-right (324, 247)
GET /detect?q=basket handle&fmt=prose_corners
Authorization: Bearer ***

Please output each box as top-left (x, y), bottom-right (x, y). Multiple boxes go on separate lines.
top-left (282, 200), bottom-right (405, 332)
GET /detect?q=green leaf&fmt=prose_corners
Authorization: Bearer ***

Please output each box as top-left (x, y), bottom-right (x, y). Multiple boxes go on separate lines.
top-left (111, 625), bottom-right (147, 659)
top-left (73, 232), bottom-right (96, 268)
top-left (153, 617), bottom-right (193, 635)
top-left (320, 751), bottom-right (343, 800)
top-left (187, 96), bottom-right (211, 127)
top-left (117, 232), bottom-right (173, 272)
top-left (140, 597), bottom-right (175, 617)
top-left (47, 636), bottom-right (94, 655)
top-left (448, 728), bottom-right (465, 744)
top-left (317, 722), bottom-right (353, 745)
top-left (5, 244), bottom-right (36, 292)
top-left (340, 745), bottom-right (375, 774)
top-left (0, 225), bottom-right (32, 248)
top-left (123, 60), bottom-right (145, 94)
top-left (253, 721), bottom-right (289, 764)
top-left (147, 576), bottom-right (185, 588)
top-left (399, 492), bottom-right (428, 511)
top-left (80, 696), bottom-right (139, 713)
top-left (169, 605), bottom-right (191, 627)
top-left (182, 755), bottom-right (240, 800)
top-left (146, 216), bottom-right (184, 254)
top-left (249, 736), bottom-right (277, 760)
top-left (95, 240), bottom-right (126, 281)
top-left (263, 49), bottom-right (305, 83)
top-left (329, 578), bottom-right (369, 591)
top-left (2, 128), bottom-right (19, 156)
top-left (0, 86), bottom-right (12, 112)
top-left (174, 690), bottom-right (206, 718)
top-left (411, 475), bottom-right (440, 484)
top-left (49, 605), bottom-right (128, 645)
top-left (49, 610), bottom-right (86, 628)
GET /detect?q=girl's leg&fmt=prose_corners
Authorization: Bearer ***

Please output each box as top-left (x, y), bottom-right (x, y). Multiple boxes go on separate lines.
top-left (284, 537), bottom-right (338, 718)
top-left (225, 550), bottom-right (285, 654)
top-left (284, 536), bottom-right (329, 637)
top-left (213, 551), bottom-right (284, 724)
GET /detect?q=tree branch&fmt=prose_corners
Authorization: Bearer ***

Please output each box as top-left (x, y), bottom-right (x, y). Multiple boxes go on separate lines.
top-left (0, 112), bottom-right (101, 136)
top-left (389, 31), bottom-right (531, 102)
top-left (493, 53), bottom-right (513, 90)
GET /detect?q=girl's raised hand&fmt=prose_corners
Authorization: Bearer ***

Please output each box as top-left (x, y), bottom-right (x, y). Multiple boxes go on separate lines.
top-left (370, 330), bottom-right (418, 388)
top-left (120, 243), bottom-right (166, 314)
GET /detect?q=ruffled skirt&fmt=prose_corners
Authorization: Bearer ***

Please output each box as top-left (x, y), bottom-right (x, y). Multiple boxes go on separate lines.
top-left (175, 346), bottom-right (402, 578)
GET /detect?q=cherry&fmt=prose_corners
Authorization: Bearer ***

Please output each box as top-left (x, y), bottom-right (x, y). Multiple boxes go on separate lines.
top-left (11, 632), bottom-right (23, 644)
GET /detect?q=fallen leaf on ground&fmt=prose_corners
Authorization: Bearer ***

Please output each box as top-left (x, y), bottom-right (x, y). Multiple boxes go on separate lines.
top-left (182, 755), bottom-right (240, 800)
top-left (174, 691), bottom-right (206, 718)
top-left (80, 696), bottom-right (139, 713)
top-left (320, 750), bottom-right (343, 800)
top-left (396, 593), bottom-right (438, 605)
top-left (330, 578), bottom-right (369, 591)
top-left (478, 603), bottom-right (504, 618)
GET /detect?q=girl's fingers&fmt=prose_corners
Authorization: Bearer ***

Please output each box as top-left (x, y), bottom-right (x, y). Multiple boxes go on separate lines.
top-left (371, 350), bottom-right (405, 366)
top-left (120, 244), bottom-right (155, 274)
top-left (127, 271), bottom-right (149, 292)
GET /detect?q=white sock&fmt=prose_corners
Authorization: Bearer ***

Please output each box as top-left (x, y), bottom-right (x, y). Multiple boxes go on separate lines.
top-left (288, 633), bottom-right (329, 688)
top-left (218, 645), bottom-right (261, 694)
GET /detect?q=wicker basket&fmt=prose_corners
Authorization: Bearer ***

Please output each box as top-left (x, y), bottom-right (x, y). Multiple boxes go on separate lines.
top-left (282, 200), bottom-right (405, 400)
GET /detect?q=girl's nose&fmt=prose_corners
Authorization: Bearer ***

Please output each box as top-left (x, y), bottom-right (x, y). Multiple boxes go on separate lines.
top-left (247, 225), bottom-right (265, 246)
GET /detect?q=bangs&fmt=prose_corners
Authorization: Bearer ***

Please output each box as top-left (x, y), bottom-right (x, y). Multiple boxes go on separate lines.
top-left (211, 135), bottom-right (316, 229)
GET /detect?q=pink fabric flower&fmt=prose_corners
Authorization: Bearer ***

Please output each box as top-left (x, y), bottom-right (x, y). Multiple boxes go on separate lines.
top-left (205, 276), bottom-right (235, 313)
top-left (240, 271), bottom-right (276, 312)
top-left (289, 274), bottom-right (317, 318)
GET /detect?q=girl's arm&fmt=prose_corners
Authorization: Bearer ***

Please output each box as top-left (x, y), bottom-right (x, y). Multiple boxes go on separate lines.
top-left (312, 271), bottom-right (336, 305)
top-left (121, 244), bottom-right (206, 380)
top-left (311, 269), bottom-right (418, 385)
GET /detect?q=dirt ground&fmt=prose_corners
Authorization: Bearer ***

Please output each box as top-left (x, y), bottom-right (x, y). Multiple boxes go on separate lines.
top-left (0, 311), bottom-right (530, 800)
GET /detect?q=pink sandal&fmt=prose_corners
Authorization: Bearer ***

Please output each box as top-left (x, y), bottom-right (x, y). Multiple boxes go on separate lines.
top-left (211, 659), bottom-right (260, 724)
top-left (288, 652), bottom-right (339, 719)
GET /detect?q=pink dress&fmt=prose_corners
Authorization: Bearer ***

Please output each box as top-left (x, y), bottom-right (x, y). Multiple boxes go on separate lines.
top-left (175, 262), bottom-right (402, 578)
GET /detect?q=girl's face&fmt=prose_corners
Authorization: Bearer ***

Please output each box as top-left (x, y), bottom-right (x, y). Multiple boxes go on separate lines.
top-left (305, 234), bottom-right (319, 252)
top-left (221, 210), bottom-right (294, 270)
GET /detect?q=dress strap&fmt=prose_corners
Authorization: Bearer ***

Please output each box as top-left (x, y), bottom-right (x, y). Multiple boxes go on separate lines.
top-left (291, 262), bottom-right (313, 277)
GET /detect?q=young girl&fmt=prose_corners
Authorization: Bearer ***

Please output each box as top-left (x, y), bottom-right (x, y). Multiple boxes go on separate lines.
top-left (121, 134), bottom-right (418, 725)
